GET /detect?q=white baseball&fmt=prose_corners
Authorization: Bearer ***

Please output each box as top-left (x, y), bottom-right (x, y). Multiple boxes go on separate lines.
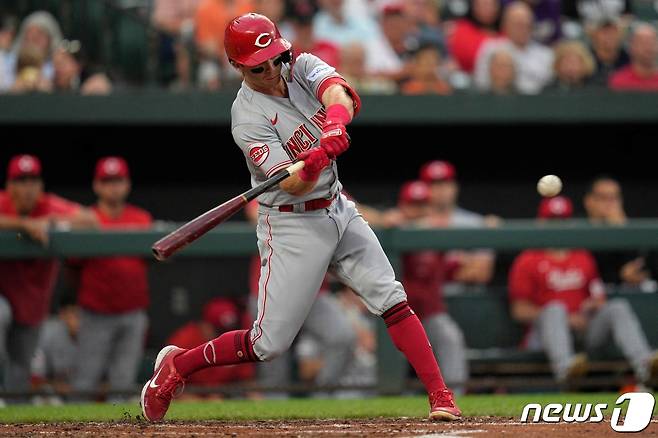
top-left (537, 175), bottom-right (562, 197)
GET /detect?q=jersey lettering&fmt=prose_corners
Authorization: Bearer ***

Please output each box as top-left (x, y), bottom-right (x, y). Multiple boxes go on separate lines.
top-left (283, 123), bottom-right (318, 159)
top-left (309, 107), bottom-right (327, 130)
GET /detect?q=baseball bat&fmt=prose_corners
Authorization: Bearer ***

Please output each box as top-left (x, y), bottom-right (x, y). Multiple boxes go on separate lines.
top-left (152, 160), bottom-right (305, 261)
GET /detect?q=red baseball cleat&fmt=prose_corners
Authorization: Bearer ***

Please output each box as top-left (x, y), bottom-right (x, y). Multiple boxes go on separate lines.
top-left (429, 388), bottom-right (462, 421)
top-left (140, 345), bottom-right (187, 422)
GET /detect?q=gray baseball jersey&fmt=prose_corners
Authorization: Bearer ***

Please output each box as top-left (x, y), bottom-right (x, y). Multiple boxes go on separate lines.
top-left (230, 54), bottom-right (407, 362)
top-left (232, 53), bottom-right (343, 206)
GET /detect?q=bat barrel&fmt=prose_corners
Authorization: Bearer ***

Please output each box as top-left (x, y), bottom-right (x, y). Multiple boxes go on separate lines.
top-left (151, 195), bottom-right (247, 261)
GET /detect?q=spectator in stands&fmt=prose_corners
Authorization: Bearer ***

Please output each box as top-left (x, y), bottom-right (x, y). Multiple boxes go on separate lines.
top-left (71, 157), bottom-right (151, 400)
top-left (397, 181), bottom-right (469, 394)
top-left (482, 46), bottom-right (519, 94)
top-left (0, 154), bottom-right (97, 395)
top-left (151, 0), bottom-right (202, 90)
top-left (609, 23), bottom-right (658, 91)
top-left (508, 196), bottom-right (658, 386)
top-left (501, 0), bottom-right (561, 43)
top-left (52, 42), bottom-right (112, 95)
top-left (0, 14), bottom-right (17, 90)
top-left (475, 2), bottom-right (553, 94)
top-left (340, 42), bottom-right (398, 94)
top-left (11, 44), bottom-right (52, 93)
top-left (290, 8), bottom-right (340, 68)
top-left (31, 300), bottom-right (80, 397)
top-left (313, 0), bottom-right (379, 47)
top-left (447, 0), bottom-right (501, 73)
top-left (195, 0), bottom-right (253, 88)
top-left (562, 0), bottom-right (633, 37)
top-left (406, 0), bottom-right (447, 52)
top-left (364, 2), bottom-right (415, 82)
top-left (584, 176), bottom-right (657, 292)
top-left (1, 11), bottom-right (63, 92)
top-left (546, 40), bottom-right (596, 92)
top-left (401, 44), bottom-right (453, 95)
top-left (586, 17), bottom-right (630, 86)
top-left (167, 298), bottom-right (254, 395)
top-left (419, 160), bottom-right (496, 292)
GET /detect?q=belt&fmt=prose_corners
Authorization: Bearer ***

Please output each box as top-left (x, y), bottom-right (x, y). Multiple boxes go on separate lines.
top-left (278, 195), bottom-right (335, 213)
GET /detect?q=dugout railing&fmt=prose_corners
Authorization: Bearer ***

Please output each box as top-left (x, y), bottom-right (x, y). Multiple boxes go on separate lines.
top-left (1, 220), bottom-right (658, 396)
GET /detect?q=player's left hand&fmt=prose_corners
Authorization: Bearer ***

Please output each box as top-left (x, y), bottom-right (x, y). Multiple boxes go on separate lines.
top-left (321, 104), bottom-right (352, 159)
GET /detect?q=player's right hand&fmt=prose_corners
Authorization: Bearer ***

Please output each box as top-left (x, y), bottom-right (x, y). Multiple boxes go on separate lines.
top-left (297, 148), bottom-right (330, 182)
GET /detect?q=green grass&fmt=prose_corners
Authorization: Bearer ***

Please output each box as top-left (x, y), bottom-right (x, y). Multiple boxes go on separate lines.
top-left (2, 392), bottom-right (653, 423)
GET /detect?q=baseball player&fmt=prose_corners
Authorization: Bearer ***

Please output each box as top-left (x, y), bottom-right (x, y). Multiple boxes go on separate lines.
top-left (141, 13), bottom-right (461, 422)
top-left (397, 181), bottom-right (469, 395)
top-left (508, 196), bottom-right (658, 385)
top-left (71, 157), bottom-right (151, 400)
top-left (245, 200), bottom-right (357, 395)
top-left (0, 154), bottom-right (97, 394)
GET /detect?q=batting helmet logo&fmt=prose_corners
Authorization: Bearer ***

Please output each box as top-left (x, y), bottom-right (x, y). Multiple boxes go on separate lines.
top-left (224, 13), bottom-right (291, 67)
top-left (255, 33), bottom-right (273, 48)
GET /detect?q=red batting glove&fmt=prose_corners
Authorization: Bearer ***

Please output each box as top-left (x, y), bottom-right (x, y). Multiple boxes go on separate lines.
top-left (297, 148), bottom-right (330, 182)
top-left (321, 104), bottom-right (352, 159)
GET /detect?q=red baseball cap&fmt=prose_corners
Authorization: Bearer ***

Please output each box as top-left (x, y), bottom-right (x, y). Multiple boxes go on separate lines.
top-left (94, 156), bottom-right (130, 180)
top-left (399, 180), bottom-right (431, 204)
top-left (419, 160), bottom-right (456, 183)
top-left (538, 196), bottom-right (573, 219)
top-left (381, 1), bottom-right (405, 15)
top-left (7, 154), bottom-right (42, 180)
top-left (203, 298), bottom-right (239, 331)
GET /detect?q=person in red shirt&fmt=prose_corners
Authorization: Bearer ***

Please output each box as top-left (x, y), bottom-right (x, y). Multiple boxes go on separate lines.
top-left (0, 154), bottom-right (96, 393)
top-left (71, 157), bottom-right (152, 399)
top-left (447, 0), bottom-right (501, 72)
top-left (167, 298), bottom-right (254, 395)
top-left (395, 181), bottom-right (468, 394)
top-left (609, 23), bottom-right (658, 91)
top-left (508, 196), bottom-right (658, 385)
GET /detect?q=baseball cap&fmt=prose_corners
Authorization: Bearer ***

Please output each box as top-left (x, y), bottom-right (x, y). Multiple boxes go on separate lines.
top-left (419, 160), bottom-right (456, 183)
top-left (202, 298), bottom-right (239, 332)
top-left (94, 156), bottom-right (130, 180)
top-left (7, 154), bottom-right (42, 180)
top-left (399, 180), bottom-right (431, 204)
top-left (538, 196), bottom-right (573, 219)
top-left (380, 1), bottom-right (405, 15)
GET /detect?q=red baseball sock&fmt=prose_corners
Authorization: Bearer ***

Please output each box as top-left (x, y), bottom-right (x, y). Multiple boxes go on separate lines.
top-left (383, 302), bottom-right (446, 394)
top-left (174, 329), bottom-right (258, 377)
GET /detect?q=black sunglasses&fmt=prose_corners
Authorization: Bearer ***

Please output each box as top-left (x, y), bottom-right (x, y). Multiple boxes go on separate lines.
top-left (250, 55), bottom-right (285, 74)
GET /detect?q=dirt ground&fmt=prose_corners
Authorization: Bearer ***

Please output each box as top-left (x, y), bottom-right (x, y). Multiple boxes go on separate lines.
top-left (1, 417), bottom-right (656, 437)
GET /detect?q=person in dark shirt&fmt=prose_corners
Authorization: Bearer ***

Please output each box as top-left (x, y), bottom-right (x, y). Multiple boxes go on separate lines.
top-left (583, 176), bottom-right (656, 292)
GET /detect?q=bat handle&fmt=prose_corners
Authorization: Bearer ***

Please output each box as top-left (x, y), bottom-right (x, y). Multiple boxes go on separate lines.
top-left (285, 160), bottom-right (305, 176)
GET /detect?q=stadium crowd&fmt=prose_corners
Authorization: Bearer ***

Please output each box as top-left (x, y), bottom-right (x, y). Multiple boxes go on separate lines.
top-left (0, 154), bottom-right (657, 405)
top-left (1, 0), bottom-right (658, 94)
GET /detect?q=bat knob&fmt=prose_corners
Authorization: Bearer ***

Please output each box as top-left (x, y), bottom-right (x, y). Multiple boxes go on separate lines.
top-left (152, 246), bottom-right (167, 261)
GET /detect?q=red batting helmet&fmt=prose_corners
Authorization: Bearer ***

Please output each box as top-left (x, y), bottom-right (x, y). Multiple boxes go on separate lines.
top-left (538, 196), bottom-right (573, 219)
top-left (224, 13), bottom-right (292, 67)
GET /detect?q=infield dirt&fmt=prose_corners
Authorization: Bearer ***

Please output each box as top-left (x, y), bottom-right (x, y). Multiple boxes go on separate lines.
top-left (1, 417), bottom-right (656, 437)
